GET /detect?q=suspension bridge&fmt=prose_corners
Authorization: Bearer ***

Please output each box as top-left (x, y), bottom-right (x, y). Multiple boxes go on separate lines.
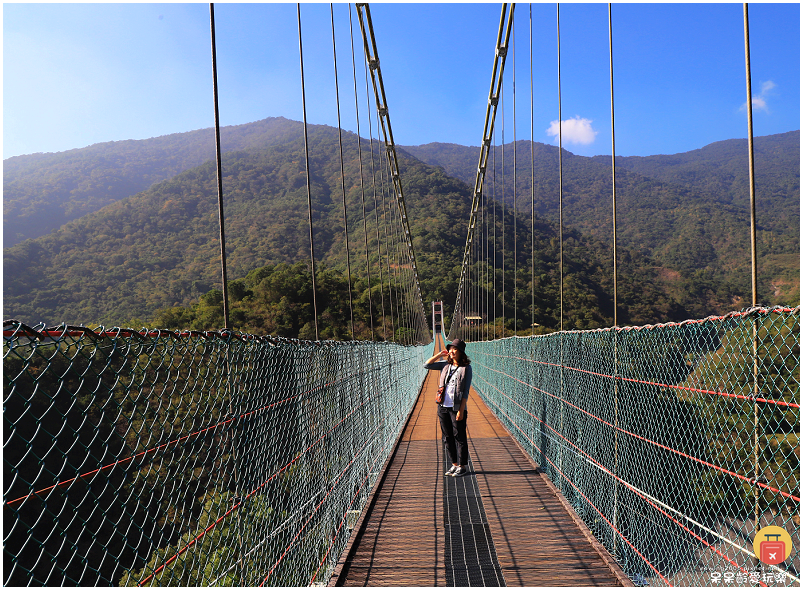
top-left (4, 3), bottom-right (798, 587)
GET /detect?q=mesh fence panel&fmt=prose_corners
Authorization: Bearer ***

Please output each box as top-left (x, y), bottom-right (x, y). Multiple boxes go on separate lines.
top-left (3, 321), bottom-right (433, 586)
top-left (469, 306), bottom-right (799, 587)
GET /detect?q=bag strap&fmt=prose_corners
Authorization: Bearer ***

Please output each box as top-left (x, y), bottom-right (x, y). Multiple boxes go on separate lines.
top-left (444, 365), bottom-right (458, 387)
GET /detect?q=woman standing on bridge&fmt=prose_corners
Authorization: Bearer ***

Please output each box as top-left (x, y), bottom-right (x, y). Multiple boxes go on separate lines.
top-left (424, 339), bottom-right (472, 477)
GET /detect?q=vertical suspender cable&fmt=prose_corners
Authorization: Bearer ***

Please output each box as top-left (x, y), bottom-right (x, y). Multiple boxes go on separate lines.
top-left (557, 4), bottom-right (564, 334)
top-left (379, 151), bottom-right (392, 340)
top-left (297, 3), bottom-right (320, 340)
top-left (391, 172), bottom-right (406, 343)
top-left (482, 168), bottom-right (486, 340)
top-left (349, 4), bottom-right (374, 341)
top-left (474, 220), bottom-right (477, 341)
top-left (330, 4), bottom-right (356, 339)
top-left (488, 150), bottom-right (493, 341)
top-left (493, 135), bottom-right (498, 340)
top-left (744, 4), bottom-right (758, 310)
top-left (386, 149), bottom-right (399, 342)
top-left (743, 1), bottom-right (761, 535)
top-left (386, 152), bottom-right (401, 341)
top-left (389, 190), bottom-right (403, 343)
top-left (609, 6), bottom-right (618, 329)
top-left (472, 226), bottom-right (476, 341)
top-left (379, 151), bottom-right (397, 340)
top-left (513, 20), bottom-right (518, 336)
top-left (556, 1), bottom-right (565, 480)
top-left (530, 3), bottom-right (535, 333)
top-left (501, 90), bottom-right (506, 338)
top-left (483, 153), bottom-right (486, 341)
top-left (399, 187), bottom-right (411, 342)
top-left (468, 233), bottom-right (472, 341)
top-left (209, 4), bottom-right (231, 330)
top-left (393, 195), bottom-right (409, 343)
top-left (363, 56), bottom-right (387, 339)
top-left (400, 193), bottom-right (412, 342)
top-left (467, 229), bottom-right (471, 341)
top-left (399, 188), bottom-right (413, 343)
top-left (209, 8), bottom-right (242, 583)
top-left (608, 0), bottom-right (620, 559)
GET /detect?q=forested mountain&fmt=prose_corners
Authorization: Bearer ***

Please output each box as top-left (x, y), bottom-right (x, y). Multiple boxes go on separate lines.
top-left (5, 118), bottom-right (797, 333)
top-left (404, 131), bottom-right (800, 311)
top-left (3, 117), bottom-right (306, 247)
top-left (4, 122), bottom-right (681, 333)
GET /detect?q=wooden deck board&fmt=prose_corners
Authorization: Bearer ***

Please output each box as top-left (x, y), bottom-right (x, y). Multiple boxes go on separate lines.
top-left (329, 344), bottom-right (632, 587)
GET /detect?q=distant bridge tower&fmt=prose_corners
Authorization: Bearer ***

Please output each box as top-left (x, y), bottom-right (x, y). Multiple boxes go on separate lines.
top-left (432, 301), bottom-right (444, 339)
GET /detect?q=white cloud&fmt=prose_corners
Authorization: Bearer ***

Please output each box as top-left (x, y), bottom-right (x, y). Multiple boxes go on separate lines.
top-left (546, 116), bottom-right (598, 145)
top-left (741, 80), bottom-right (776, 113)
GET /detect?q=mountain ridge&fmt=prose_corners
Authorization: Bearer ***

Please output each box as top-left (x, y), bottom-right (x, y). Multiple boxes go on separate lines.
top-left (4, 118), bottom-right (798, 331)
top-left (4, 123), bottom-right (685, 332)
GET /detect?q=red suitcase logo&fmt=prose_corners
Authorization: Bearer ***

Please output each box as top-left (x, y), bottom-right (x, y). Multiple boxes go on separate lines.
top-left (760, 534), bottom-right (786, 565)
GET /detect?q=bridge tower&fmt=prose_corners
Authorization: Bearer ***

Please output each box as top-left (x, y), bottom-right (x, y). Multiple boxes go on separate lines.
top-left (432, 301), bottom-right (444, 339)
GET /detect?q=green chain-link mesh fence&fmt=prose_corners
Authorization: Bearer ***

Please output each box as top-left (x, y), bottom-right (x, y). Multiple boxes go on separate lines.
top-left (469, 306), bottom-right (799, 587)
top-left (4, 320), bottom-right (433, 586)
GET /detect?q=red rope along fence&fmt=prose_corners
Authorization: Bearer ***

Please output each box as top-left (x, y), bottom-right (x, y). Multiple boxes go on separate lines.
top-left (469, 306), bottom-right (798, 587)
top-left (3, 320), bottom-right (431, 586)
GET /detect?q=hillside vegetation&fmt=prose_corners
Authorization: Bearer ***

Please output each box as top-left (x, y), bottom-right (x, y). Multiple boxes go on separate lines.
top-left (3, 118), bottom-right (306, 248)
top-left (5, 119), bottom-right (798, 335)
top-left (404, 131), bottom-right (800, 313)
top-left (4, 122), bottom-right (682, 334)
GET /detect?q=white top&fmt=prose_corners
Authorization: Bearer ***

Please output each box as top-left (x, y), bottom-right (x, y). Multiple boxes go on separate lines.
top-left (443, 365), bottom-right (458, 408)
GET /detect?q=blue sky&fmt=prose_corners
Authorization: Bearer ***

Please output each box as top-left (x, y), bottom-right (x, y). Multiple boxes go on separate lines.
top-left (4, 3), bottom-right (799, 160)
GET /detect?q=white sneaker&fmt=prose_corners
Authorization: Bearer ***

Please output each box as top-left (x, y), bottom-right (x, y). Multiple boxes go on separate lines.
top-left (452, 466), bottom-right (468, 477)
top-left (445, 465), bottom-right (458, 476)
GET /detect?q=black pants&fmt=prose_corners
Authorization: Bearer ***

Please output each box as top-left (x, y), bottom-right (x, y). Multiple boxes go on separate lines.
top-left (438, 405), bottom-right (469, 466)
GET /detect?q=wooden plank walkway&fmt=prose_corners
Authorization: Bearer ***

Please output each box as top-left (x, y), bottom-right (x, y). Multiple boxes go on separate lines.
top-left (329, 348), bottom-right (632, 587)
